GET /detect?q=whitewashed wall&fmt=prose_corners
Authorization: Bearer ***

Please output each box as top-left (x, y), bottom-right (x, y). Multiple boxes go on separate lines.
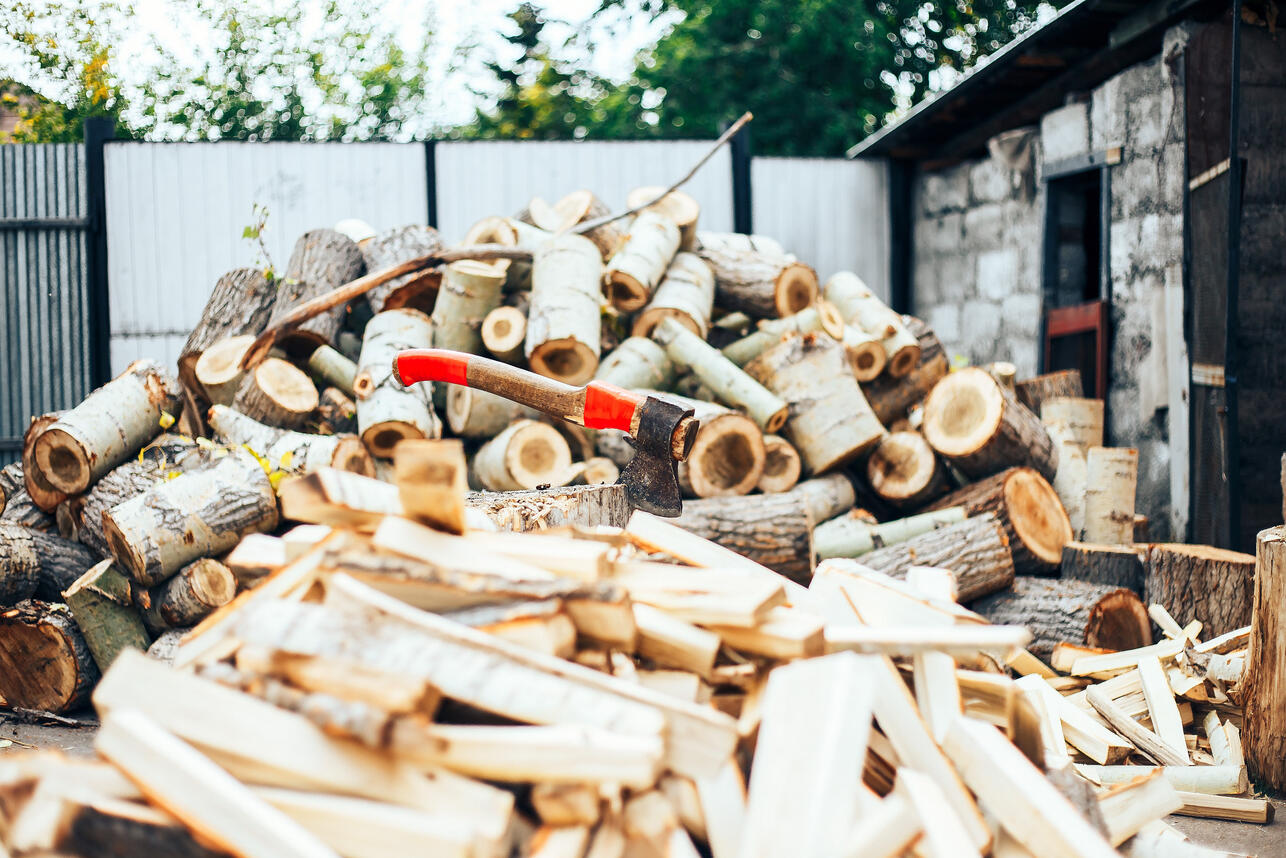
top-left (104, 142), bottom-right (428, 373)
top-left (752, 157), bottom-right (890, 301)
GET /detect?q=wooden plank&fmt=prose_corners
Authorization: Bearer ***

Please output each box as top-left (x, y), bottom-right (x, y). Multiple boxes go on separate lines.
top-left (1007, 649), bottom-right (1058, 678)
top-left (1096, 770), bottom-right (1183, 846)
top-left (894, 767), bottom-right (982, 858)
top-left (1014, 675), bottom-right (1070, 767)
top-left (1074, 764), bottom-right (1247, 795)
top-left (531, 781), bottom-right (602, 826)
top-left (810, 560), bottom-right (984, 628)
top-left (839, 793), bottom-right (922, 858)
top-left (1085, 684), bottom-right (1191, 767)
top-left (633, 604), bottom-right (720, 676)
top-left (826, 625), bottom-right (1030, 658)
top-left (1138, 655), bottom-right (1189, 762)
top-left (1172, 792), bottom-right (1274, 823)
top-left (1019, 676), bottom-right (1132, 765)
top-left (610, 560), bottom-right (784, 627)
top-left (694, 760), bottom-right (745, 858)
top-left (708, 606), bottom-right (824, 660)
top-left (1071, 639), bottom-right (1184, 678)
top-left (914, 650), bottom-right (962, 745)
top-left (468, 530), bottom-right (614, 582)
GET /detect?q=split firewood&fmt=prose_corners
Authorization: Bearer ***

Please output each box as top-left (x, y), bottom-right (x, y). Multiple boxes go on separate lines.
top-left (471, 420), bottom-right (574, 492)
top-left (922, 366), bottom-right (1057, 481)
top-left (22, 412), bottom-right (67, 512)
top-left (446, 386), bottom-right (538, 439)
top-left (20, 787), bottom-right (227, 858)
top-left (813, 506), bottom-right (966, 560)
top-left (264, 228), bottom-right (366, 356)
top-left (1062, 542), bottom-right (1146, 593)
top-left (1084, 447), bottom-right (1138, 544)
top-left (865, 431), bottom-right (949, 510)
top-left (718, 301), bottom-right (844, 367)
top-left (696, 241), bottom-right (817, 318)
top-left (1144, 543), bottom-right (1255, 638)
top-left (1015, 369), bottom-right (1083, 415)
top-left (316, 386), bottom-right (358, 435)
top-left (628, 187), bottom-right (701, 250)
top-left (481, 305), bottom-right (527, 363)
top-left (824, 272), bottom-right (920, 377)
top-left (394, 439), bottom-right (468, 534)
top-left (0, 521), bottom-right (99, 603)
top-left (64, 559), bottom-right (151, 671)
top-left (595, 336), bottom-right (676, 391)
top-left (671, 493), bottom-right (813, 582)
top-left (605, 210), bottom-right (681, 311)
top-left (757, 435), bottom-right (801, 493)
top-left (104, 447), bottom-right (279, 587)
top-left (1041, 396), bottom-right (1105, 449)
top-left (971, 577), bottom-right (1151, 658)
top-left (0, 600), bottom-right (99, 712)
top-left (525, 234), bottom-right (603, 385)
top-left (359, 224), bottom-right (444, 314)
top-left (31, 359), bottom-right (182, 494)
top-left (431, 260), bottom-right (507, 354)
top-left (0, 462), bottom-right (54, 531)
top-left (278, 469), bottom-right (402, 531)
top-left (926, 467), bottom-right (1072, 575)
top-left (857, 512), bottom-right (1014, 602)
top-left (306, 344), bottom-right (358, 397)
top-left (642, 391), bottom-right (764, 499)
top-left (860, 315), bottom-right (947, 427)
top-left (355, 308), bottom-right (440, 456)
top-left (178, 267), bottom-right (277, 398)
top-left (209, 405), bottom-right (374, 477)
top-left (785, 473), bottom-right (856, 525)
top-left (143, 558), bottom-right (237, 632)
top-left (745, 333), bottom-right (886, 474)
top-left (1243, 526), bottom-right (1286, 790)
top-left (232, 357), bottom-right (320, 431)
top-left (632, 252), bottom-right (716, 339)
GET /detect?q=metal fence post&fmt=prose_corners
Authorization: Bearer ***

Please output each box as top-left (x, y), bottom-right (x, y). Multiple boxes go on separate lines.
top-left (83, 117), bottom-right (116, 387)
top-left (424, 139), bottom-right (438, 229)
top-left (729, 122), bottom-right (753, 234)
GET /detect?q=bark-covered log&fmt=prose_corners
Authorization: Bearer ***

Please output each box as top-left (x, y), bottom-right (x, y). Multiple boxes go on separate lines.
top-left (839, 325), bottom-right (887, 382)
top-left (672, 493), bottom-right (814, 583)
top-left (1051, 438), bottom-right (1088, 539)
top-left (525, 234), bottom-right (603, 385)
top-left (431, 260), bottom-right (507, 354)
top-left (472, 419), bottom-right (573, 492)
top-left (0, 600), bottom-right (99, 712)
top-left (785, 473), bottom-right (856, 524)
top-left (32, 360), bottom-right (182, 494)
top-left (0, 462), bottom-right (54, 531)
top-left (481, 305), bottom-right (527, 364)
top-left (927, 467), bottom-right (1072, 576)
top-left (62, 795), bottom-right (228, 858)
top-left (719, 302), bottom-right (844, 367)
top-left (23, 413), bottom-right (67, 512)
top-left (1040, 396), bottom-right (1104, 451)
top-left (1015, 370), bottom-right (1083, 416)
top-left (865, 431), bottom-right (948, 510)
top-left (857, 512), bottom-right (1015, 602)
top-left (595, 336), bottom-right (676, 391)
top-left (1060, 542), bottom-right (1146, 593)
top-left (824, 272), bottom-right (920, 378)
top-left (306, 344), bottom-right (358, 397)
top-left (1245, 526), bottom-right (1286, 789)
top-left (0, 522), bottom-right (99, 603)
top-left (231, 357), bottom-right (319, 431)
top-left (860, 316), bottom-right (948, 427)
top-left (267, 228), bottom-right (366, 355)
top-left (178, 267), bottom-right (276, 398)
top-left (445, 386), bottom-right (537, 439)
top-left (696, 243), bottom-right (817, 318)
top-left (758, 435), bottom-right (802, 494)
top-left (1144, 543), bottom-right (1255, 637)
top-left (74, 459), bottom-right (166, 558)
top-left (813, 506), bottom-right (966, 560)
top-left (605, 210), bottom-right (681, 311)
top-left (746, 333), bottom-right (886, 474)
top-left (359, 224), bottom-right (444, 314)
top-left (103, 448), bottom-right (279, 587)
top-left (628, 187), bottom-right (701, 251)
top-left (542, 190), bottom-right (628, 261)
top-left (355, 308), bottom-right (440, 457)
top-left (192, 334), bottom-right (255, 406)
top-left (969, 577), bottom-right (1151, 658)
top-left (467, 483), bottom-right (630, 532)
top-left (643, 391), bottom-right (764, 498)
top-left (922, 366), bottom-right (1057, 482)
top-left (632, 251), bottom-right (716, 339)
top-left (64, 559), bottom-right (151, 671)
top-left (1083, 447), bottom-right (1137, 545)
top-left (208, 405), bottom-right (374, 477)
top-left (317, 386), bottom-right (358, 435)
top-left (697, 232), bottom-right (785, 257)
top-left (143, 557), bottom-right (237, 631)
top-left (463, 216), bottom-right (541, 291)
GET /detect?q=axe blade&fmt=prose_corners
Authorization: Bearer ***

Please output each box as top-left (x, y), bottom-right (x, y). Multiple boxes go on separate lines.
top-left (619, 448), bottom-right (684, 518)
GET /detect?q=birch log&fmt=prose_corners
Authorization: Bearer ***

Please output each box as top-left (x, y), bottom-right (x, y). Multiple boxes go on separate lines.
top-left (672, 494), bottom-right (814, 582)
top-left (857, 513), bottom-right (1015, 602)
top-left (718, 302), bottom-right (844, 367)
top-left (1143, 544), bottom-right (1255, 637)
top-left (813, 506), bottom-right (966, 560)
top-left (431, 260), bottom-right (507, 354)
top-left (865, 431), bottom-right (949, 510)
top-left (697, 232), bottom-right (786, 257)
top-left (64, 559), bottom-right (151, 670)
top-left (103, 448), bottom-right (279, 587)
top-left (824, 272), bottom-right (921, 378)
top-left (0, 600), bottom-right (98, 712)
top-left (595, 337), bottom-right (675, 391)
top-left (356, 308), bottom-right (440, 457)
top-left (1041, 397), bottom-right (1105, 450)
top-left (1052, 438), bottom-right (1089, 539)
top-left (696, 244), bottom-right (817, 318)
top-left (232, 357), bottom-right (319, 431)
top-left (143, 558), bottom-right (237, 631)
top-left (628, 187), bottom-right (701, 251)
top-left (786, 474), bottom-right (856, 524)
top-left (0, 462), bottom-right (53, 531)
top-left (208, 405), bottom-right (374, 477)
top-left (446, 386), bottom-right (538, 439)
top-left (922, 367), bottom-right (1057, 481)
top-left (178, 268), bottom-right (276, 398)
top-left (266, 228), bottom-right (366, 355)
top-left (1083, 447), bottom-right (1137, 545)
top-left (194, 334), bottom-right (256, 407)
top-left (546, 190), bottom-right (628, 261)
top-left (463, 216), bottom-right (522, 283)
top-left (359, 224), bottom-right (444, 314)
top-left (840, 325), bottom-right (887, 382)
top-left (481, 306), bottom-right (527, 363)
top-left (758, 436), bottom-right (802, 493)
top-left (0, 522), bottom-right (96, 603)
top-left (860, 316), bottom-right (948, 427)
top-left (605, 210), bottom-right (681, 311)
top-left (642, 391), bottom-right (764, 498)
top-left (23, 413), bottom-right (67, 512)
top-left (472, 420), bottom-right (573, 492)
top-left (317, 387), bottom-right (358, 435)
top-left (746, 333), bottom-right (886, 474)
top-left (306, 345), bottom-right (358, 397)
top-left (652, 317), bottom-right (788, 433)
top-left (74, 458), bottom-right (167, 557)
top-left (632, 252), bottom-right (716, 339)
top-left (970, 577), bottom-right (1151, 658)
top-left (1015, 370), bottom-right (1083, 416)
top-left (525, 234), bottom-right (603, 385)
top-left (1244, 526), bottom-right (1286, 789)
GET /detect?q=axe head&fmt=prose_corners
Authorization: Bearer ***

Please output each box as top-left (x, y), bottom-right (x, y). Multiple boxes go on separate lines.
top-left (618, 395), bottom-right (698, 518)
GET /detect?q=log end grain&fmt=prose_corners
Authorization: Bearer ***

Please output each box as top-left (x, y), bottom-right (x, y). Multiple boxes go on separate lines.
top-left (0, 601), bottom-right (99, 712)
top-left (361, 420), bottom-right (429, 460)
top-left (481, 306), bottom-right (527, 359)
top-left (865, 431), bottom-right (944, 509)
top-left (529, 337), bottom-right (600, 387)
top-left (633, 306), bottom-right (703, 340)
top-left (774, 263), bottom-right (819, 317)
top-left (681, 412), bottom-right (765, 498)
top-left (1085, 588), bottom-right (1152, 651)
top-left (32, 427), bottom-right (94, 495)
top-left (757, 435), bottom-right (802, 494)
top-left (605, 270), bottom-right (651, 313)
top-left (1004, 467), bottom-right (1074, 567)
top-left (332, 436), bottom-right (378, 477)
top-left (923, 367), bottom-right (1005, 458)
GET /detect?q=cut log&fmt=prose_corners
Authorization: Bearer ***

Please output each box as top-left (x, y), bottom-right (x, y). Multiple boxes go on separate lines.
top-left (865, 431), bottom-right (948, 510)
top-left (757, 435), bottom-right (801, 494)
top-left (652, 317), bottom-right (787, 432)
top-left (1061, 542), bottom-right (1146, 593)
top-left (446, 386), bottom-right (537, 439)
top-left (472, 419), bottom-right (573, 492)
top-left (355, 308), bottom-right (440, 457)
top-left (208, 405), bottom-right (374, 477)
top-left (317, 387), bottom-right (358, 435)
top-left (232, 357), bottom-right (319, 431)
top-left (359, 224), bottom-right (443, 314)
top-left (64, 559), bottom-right (151, 670)
top-left (628, 187), bottom-right (701, 251)
top-left (595, 336), bottom-right (676, 391)
top-left (671, 494), bottom-right (813, 583)
top-left (840, 325), bottom-right (888, 381)
top-left (525, 234), bottom-right (603, 385)
top-left (970, 577), bottom-right (1151, 658)
top-left (1244, 526), bottom-right (1286, 789)
top-left (1015, 370), bottom-right (1083, 415)
top-left (32, 360), bottom-right (182, 494)
top-left (1051, 438), bottom-right (1088, 539)
top-left (481, 305), bottom-right (527, 363)
top-left (697, 231), bottom-right (785, 257)
top-left (267, 228), bottom-right (366, 355)
top-left (394, 439), bottom-right (468, 534)
top-left (1041, 397), bottom-right (1105, 449)
top-left (823, 272), bottom-right (920, 378)
top-left (577, 457), bottom-right (619, 486)
top-left (642, 391), bottom-right (764, 499)
top-left (306, 345), bottom-right (357, 397)
top-left (0, 462), bottom-right (54, 531)
top-left (860, 316), bottom-right (948, 427)
top-left (464, 216), bottom-right (522, 283)
top-left (605, 210), bottom-right (681, 311)
top-left (927, 467), bottom-right (1072, 575)
top-left (857, 513), bottom-right (1014, 602)
top-left (745, 333), bottom-right (886, 473)
top-left (0, 521), bottom-right (99, 603)
top-left (545, 190), bottom-right (628, 261)
top-left (22, 413), bottom-right (67, 513)
top-left (193, 334), bottom-right (256, 406)
top-left (696, 242), bottom-right (817, 318)
top-left (922, 366), bottom-right (1057, 481)
top-left (0, 600), bottom-right (99, 712)
top-left (143, 558), bottom-right (237, 631)
top-left (74, 457), bottom-right (181, 558)
top-left (1084, 447), bottom-right (1137, 545)
top-left (467, 484), bottom-right (631, 532)
top-left (1143, 543), bottom-right (1255, 638)
top-left (179, 267), bottom-right (277, 398)
top-left (718, 302), bottom-right (844, 367)
top-left (632, 252), bottom-right (716, 338)
top-left (104, 448), bottom-right (279, 587)
top-left (813, 506), bottom-right (966, 560)
top-left (431, 259), bottom-right (507, 354)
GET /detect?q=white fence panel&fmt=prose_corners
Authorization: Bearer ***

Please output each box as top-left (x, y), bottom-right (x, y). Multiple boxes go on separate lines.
top-left (435, 140), bottom-right (735, 243)
top-left (104, 142), bottom-right (427, 373)
top-left (751, 157), bottom-right (890, 301)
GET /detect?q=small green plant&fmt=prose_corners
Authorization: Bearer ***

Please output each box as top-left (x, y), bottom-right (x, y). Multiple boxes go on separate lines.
top-left (241, 202), bottom-right (276, 281)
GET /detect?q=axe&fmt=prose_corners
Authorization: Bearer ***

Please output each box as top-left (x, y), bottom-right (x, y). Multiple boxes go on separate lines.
top-left (393, 349), bottom-right (699, 517)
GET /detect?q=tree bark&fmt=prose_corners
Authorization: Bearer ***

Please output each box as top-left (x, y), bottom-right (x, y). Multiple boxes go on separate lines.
top-left (74, 459), bottom-right (167, 558)
top-left (208, 405), bottom-right (374, 477)
top-left (1041, 397), bottom-right (1105, 449)
top-left (1143, 543), bottom-right (1255, 637)
top-left (103, 448), bottom-right (279, 587)
top-left (0, 600), bottom-right (99, 712)
top-left (0, 462), bottom-right (54, 531)
top-left (696, 244), bottom-right (817, 318)
top-left (306, 344), bottom-right (358, 397)
top-left (857, 512), bottom-right (1015, 602)
top-left (758, 435), bottom-right (801, 494)
top-left (471, 419), bottom-right (573, 492)
top-left (860, 316), bottom-right (948, 427)
top-left (595, 336), bottom-right (676, 391)
top-left (467, 484), bottom-right (631, 532)
top-left (317, 386), bottom-right (358, 435)
top-left (969, 577), bottom-right (1150, 658)
top-left (1052, 438), bottom-right (1088, 539)
top-left (525, 234), bottom-right (603, 385)
top-left (178, 267), bottom-right (276, 398)
top-left (431, 260), bottom-right (507, 354)
top-left (641, 391), bottom-right (764, 499)
top-left (63, 559), bottom-right (151, 671)
top-left (481, 305), bottom-right (527, 364)
top-left (32, 360), bottom-right (182, 494)
top-left (813, 506), bottom-right (966, 560)
top-left (1061, 542), bottom-right (1146, 594)
top-left (719, 302), bottom-right (844, 367)
top-left (926, 467), bottom-right (1072, 576)
top-left (824, 272), bottom-right (920, 377)
top-left (267, 228), bottom-right (366, 355)
top-left (192, 334), bottom-right (255, 406)
top-left (865, 431), bottom-right (948, 510)
top-left (231, 356), bottom-right (319, 431)
top-left (1084, 447), bottom-right (1137, 545)
top-left (355, 308), bottom-right (440, 457)
top-left (785, 473), bottom-right (856, 525)
top-left (143, 557), bottom-right (237, 632)
top-left (922, 366), bottom-right (1057, 482)
top-left (628, 187), bottom-right (701, 251)
top-left (746, 332), bottom-right (886, 474)
top-left (1244, 526), bottom-right (1286, 789)
top-left (22, 413), bottom-right (67, 513)
top-left (632, 251), bottom-right (716, 338)
top-left (445, 386), bottom-right (537, 439)
top-left (359, 225), bottom-right (444, 314)
top-left (672, 493), bottom-right (814, 583)
top-left (1015, 370), bottom-right (1083, 416)
top-left (0, 522), bottom-right (99, 603)
top-left (605, 210), bottom-right (681, 311)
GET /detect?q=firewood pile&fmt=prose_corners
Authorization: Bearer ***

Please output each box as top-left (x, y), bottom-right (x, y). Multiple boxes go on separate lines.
top-left (0, 173), bottom-right (1280, 856)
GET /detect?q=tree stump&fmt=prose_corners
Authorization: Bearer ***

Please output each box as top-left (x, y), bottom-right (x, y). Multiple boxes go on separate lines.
top-left (1015, 370), bottom-right (1083, 416)
top-left (32, 360), bottom-right (182, 495)
top-left (824, 272), bottom-right (920, 378)
top-left (605, 210), bottom-right (681, 311)
top-left (178, 267), bottom-right (276, 399)
top-left (627, 187), bottom-right (701, 250)
top-left (1244, 526), bottom-right (1286, 789)
top-left (266, 229), bottom-right (366, 355)
top-left (758, 436), bottom-right (802, 494)
top-left (1041, 397), bottom-right (1104, 450)
top-left (860, 316), bottom-right (948, 427)
top-left (525, 234), bottom-right (603, 385)
top-left (786, 474), bottom-right (856, 525)
top-left (644, 392), bottom-right (764, 499)
top-left (1143, 543), bottom-right (1255, 636)
top-left (719, 302), bottom-right (844, 367)
top-left (0, 462), bottom-right (54, 531)
top-left (1060, 542), bottom-right (1145, 594)
top-left (143, 557), bottom-right (237, 632)
top-left (632, 252), bottom-right (716, 339)
top-left (472, 420), bottom-right (573, 492)
top-left (208, 405), bottom-right (374, 477)
top-left (0, 600), bottom-right (98, 712)
top-left (231, 357), bottom-right (319, 431)
top-left (481, 306), bottom-right (527, 364)
top-left (595, 337), bottom-right (675, 391)
top-left (22, 413), bottom-right (67, 513)
top-left (865, 431), bottom-right (948, 510)
top-left (1083, 447), bottom-right (1137, 545)
top-left (922, 366), bottom-right (1057, 482)
top-left (359, 224), bottom-right (444, 314)
top-left (696, 243), bottom-right (817, 318)
top-left (445, 386), bottom-right (537, 439)
top-left (671, 493), bottom-right (814, 583)
top-left (356, 308), bottom-right (440, 457)
top-left (970, 577), bottom-right (1150, 658)
top-left (431, 260), bottom-right (507, 355)
top-left (857, 513), bottom-right (1014, 602)
top-left (64, 559), bottom-right (151, 671)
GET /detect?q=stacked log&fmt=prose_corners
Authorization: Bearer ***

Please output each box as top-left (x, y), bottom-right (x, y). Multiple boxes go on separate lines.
top-left (970, 577), bottom-right (1150, 657)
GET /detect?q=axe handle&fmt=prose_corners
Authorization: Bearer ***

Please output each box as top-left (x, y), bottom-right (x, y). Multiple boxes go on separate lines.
top-left (393, 349), bottom-right (645, 434)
